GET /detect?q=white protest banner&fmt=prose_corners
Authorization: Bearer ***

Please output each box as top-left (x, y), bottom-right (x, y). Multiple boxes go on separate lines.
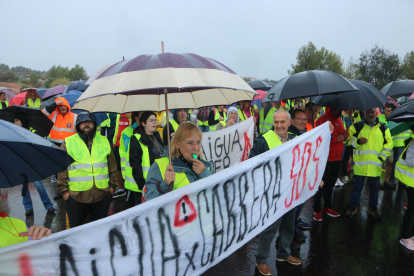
top-left (201, 117), bottom-right (254, 172)
top-left (0, 123), bottom-right (330, 276)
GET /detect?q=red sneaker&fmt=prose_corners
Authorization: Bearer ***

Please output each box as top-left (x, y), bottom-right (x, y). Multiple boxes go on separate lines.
top-left (313, 212), bottom-right (323, 221)
top-left (322, 208), bottom-right (340, 218)
top-left (404, 203), bottom-right (408, 210)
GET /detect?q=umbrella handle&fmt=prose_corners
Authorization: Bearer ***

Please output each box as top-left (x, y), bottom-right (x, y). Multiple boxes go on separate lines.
top-left (156, 180), bottom-right (174, 194)
top-left (21, 174), bottom-right (28, 197)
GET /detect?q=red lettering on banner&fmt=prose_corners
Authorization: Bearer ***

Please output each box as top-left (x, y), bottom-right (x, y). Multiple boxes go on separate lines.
top-left (174, 195), bottom-right (197, 227)
top-left (18, 253), bottom-right (33, 276)
top-left (285, 145), bottom-right (301, 208)
top-left (310, 136), bottom-right (323, 191)
top-left (241, 132), bottom-right (251, 162)
top-left (296, 142), bottom-right (312, 200)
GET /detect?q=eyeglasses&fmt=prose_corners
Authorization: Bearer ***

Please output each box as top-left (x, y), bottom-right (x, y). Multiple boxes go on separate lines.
top-left (147, 119), bottom-right (157, 123)
top-left (294, 118), bottom-right (307, 122)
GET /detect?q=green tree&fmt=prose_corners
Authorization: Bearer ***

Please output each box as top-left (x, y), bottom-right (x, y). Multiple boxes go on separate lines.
top-left (356, 45), bottom-right (401, 89)
top-left (0, 72), bottom-right (18, 82)
top-left (344, 56), bottom-right (359, 80)
top-left (289, 41), bottom-right (344, 75)
top-left (50, 77), bottom-right (71, 87)
top-left (69, 64), bottom-right (87, 81)
top-left (29, 73), bottom-right (38, 86)
top-left (402, 51), bottom-right (414, 80)
top-left (0, 63), bottom-right (10, 72)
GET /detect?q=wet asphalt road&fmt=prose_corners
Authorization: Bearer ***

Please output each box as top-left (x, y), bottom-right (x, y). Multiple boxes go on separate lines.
top-left (1, 173), bottom-right (413, 276)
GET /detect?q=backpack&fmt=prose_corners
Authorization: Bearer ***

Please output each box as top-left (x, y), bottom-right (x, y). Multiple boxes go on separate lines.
top-left (353, 121), bottom-right (387, 145)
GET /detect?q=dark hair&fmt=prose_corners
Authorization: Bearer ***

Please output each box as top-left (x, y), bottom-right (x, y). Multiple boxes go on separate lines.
top-left (139, 111), bottom-right (156, 126)
top-left (0, 92), bottom-right (5, 97)
top-left (305, 102), bottom-right (316, 110)
top-left (291, 109), bottom-right (306, 119)
top-left (386, 103), bottom-right (397, 111)
top-left (14, 112), bottom-right (30, 130)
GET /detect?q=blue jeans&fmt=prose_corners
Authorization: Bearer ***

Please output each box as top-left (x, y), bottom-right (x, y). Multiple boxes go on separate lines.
top-left (349, 175), bottom-right (379, 208)
top-left (22, 180), bottom-right (54, 211)
top-left (198, 125), bottom-right (209, 132)
top-left (390, 146), bottom-right (404, 183)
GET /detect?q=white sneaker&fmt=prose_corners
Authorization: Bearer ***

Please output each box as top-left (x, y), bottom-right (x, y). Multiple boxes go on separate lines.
top-left (400, 238), bottom-right (414, 251)
top-left (335, 178), bottom-right (344, 187)
top-left (342, 176), bottom-right (349, 184)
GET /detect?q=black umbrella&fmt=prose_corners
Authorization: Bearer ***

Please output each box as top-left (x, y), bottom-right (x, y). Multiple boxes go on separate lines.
top-left (0, 119), bottom-right (74, 190)
top-left (262, 70), bottom-right (358, 103)
top-left (380, 80), bottom-right (414, 97)
top-left (313, 80), bottom-right (387, 110)
top-left (0, 106), bottom-right (53, 137)
top-left (247, 80), bottom-right (273, 91)
top-left (387, 101), bottom-right (414, 122)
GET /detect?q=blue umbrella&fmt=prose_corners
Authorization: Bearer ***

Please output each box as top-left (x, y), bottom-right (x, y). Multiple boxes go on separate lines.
top-left (41, 91), bottom-right (107, 126)
top-left (36, 87), bottom-right (48, 98)
top-left (64, 80), bottom-right (89, 93)
top-left (0, 119), bottom-right (74, 189)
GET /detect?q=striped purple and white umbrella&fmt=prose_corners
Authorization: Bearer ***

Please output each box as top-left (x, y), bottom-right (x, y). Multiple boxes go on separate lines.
top-left (74, 53), bottom-right (256, 113)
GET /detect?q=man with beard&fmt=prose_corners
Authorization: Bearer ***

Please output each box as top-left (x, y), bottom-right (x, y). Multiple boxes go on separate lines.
top-left (57, 112), bottom-right (118, 228)
top-left (345, 108), bottom-right (393, 220)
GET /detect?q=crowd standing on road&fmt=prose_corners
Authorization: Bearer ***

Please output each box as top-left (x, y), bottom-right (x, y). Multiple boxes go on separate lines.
top-left (1, 87), bottom-right (414, 276)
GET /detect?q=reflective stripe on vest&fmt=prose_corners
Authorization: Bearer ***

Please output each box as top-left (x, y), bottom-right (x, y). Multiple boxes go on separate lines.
top-left (28, 98), bottom-right (41, 108)
top-left (66, 133), bottom-right (111, 191)
top-left (124, 134), bottom-right (151, 192)
top-left (393, 130), bottom-right (412, 147)
top-left (156, 157), bottom-right (191, 190)
top-left (49, 112), bottom-right (78, 142)
top-left (0, 217), bottom-right (28, 248)
top-left (395, 138), bottom-right (414, 187)
top-left (210, 108), bottom-right (227, 131)
top-left (119, 126), bottom-right (135, 178)
top-left (259, 107), bottom-right (276, 134)
top-left (262, 130), bottom-right (282, 150)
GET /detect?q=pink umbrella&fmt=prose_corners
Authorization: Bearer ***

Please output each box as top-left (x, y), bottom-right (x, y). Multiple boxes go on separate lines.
top-left (42, 85), bottom-right (66, 100)
top-left (409, 93), bottom-right (414, 99)
top-left (387, 96), bottom-right (399, 107)
top-left (9, 92), bottom-right (27, 106)
top-left (253, 90), bottom-right (268, 100)
top-left (0, 87), bottom-right (17, 102)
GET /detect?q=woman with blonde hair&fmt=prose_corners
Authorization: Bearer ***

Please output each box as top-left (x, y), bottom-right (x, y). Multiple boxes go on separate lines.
top-left (142, 122), bottom-right (214, 201)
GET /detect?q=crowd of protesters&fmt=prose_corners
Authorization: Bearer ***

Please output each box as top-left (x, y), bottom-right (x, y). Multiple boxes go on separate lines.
top-left (1, 91), bottom-right (414, 276)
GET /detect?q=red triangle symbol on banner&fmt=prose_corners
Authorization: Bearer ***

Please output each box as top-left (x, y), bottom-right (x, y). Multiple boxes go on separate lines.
top-left (174, 195), bottom-right (197, 227)
top-left (241, 132), bottom-right (252, 162)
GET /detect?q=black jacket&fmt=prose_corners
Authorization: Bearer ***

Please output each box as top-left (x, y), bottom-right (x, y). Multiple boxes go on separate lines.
top-left (288, 124), bottom-right (306, 137)
top-left (129, 126), bottom-right (164, 190)
top-left (249, 129), bottom-right (296, 158)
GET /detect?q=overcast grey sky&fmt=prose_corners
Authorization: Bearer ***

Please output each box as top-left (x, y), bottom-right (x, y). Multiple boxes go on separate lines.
top-left (1, 0), bottom-right (413, 81)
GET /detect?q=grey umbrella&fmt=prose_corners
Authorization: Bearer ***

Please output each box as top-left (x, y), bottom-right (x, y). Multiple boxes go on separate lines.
top-left (247, 80), bottom-right (273, 91)
top-left (313, 80), bottom-right (387, 110)
top-left (381, 80), bottom-right (414, 97)
top-left (262, 70), bottom-right (358, 103)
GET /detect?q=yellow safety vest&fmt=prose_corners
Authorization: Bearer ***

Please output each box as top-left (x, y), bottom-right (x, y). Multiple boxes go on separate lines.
top-left (156, 157), bottom-right (191, 190)
top-left (347, 122), bottom-right (393, 177)
top-left (395, 136), bottom-right (414, 187)
top-left (210, 108), bottom-right (227, 131)
top-left (238, 106), bottom-right (255, 121)
top-left (263, 130), bottom-right (283, 149)
top-left (124, 134), bottom-right (151, 192)
top-left (393, 130), bottom-right (412, 148)
top-left (259, 107), bottom-right (276, 134)
top-left (198, 120), bottom-right (209, 126)
top-left (27, 98), bottom-right (41, 108)
top-left (119, 125), bottom-right (135, 178)
top-left (66, 133), bottom-right (111, 191)
top-left (170, 120), bottom-right (179, 132)
top-left (0, 101), bottom-right (9, 109)
top-left (0, 217), bottom-right (28, 248)
top-left (100, 113), bottom-right (111, 127)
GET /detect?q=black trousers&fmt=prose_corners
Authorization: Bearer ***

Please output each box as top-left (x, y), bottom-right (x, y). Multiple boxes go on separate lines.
top-left (341, 146), bottom-right (353, 177)
top-left (313, 160), bottom-right (342, 212)
top-left (65, 194), bottom-right (111, 228)
top-left (125, 189), bottom-right (142, 209)
top-left (402, 185), bottom-right (414, 239)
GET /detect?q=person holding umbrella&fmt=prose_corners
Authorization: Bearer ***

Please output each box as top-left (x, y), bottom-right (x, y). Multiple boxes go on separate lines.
top-left (125, 111), bottom-right (164, 207)
top-left (13, 112), bottom-right (56, 216)
top-left (143, 122), bottom-right (214, 201)
top-left (163, 109), bottom-right (189, 145)
top-left (57, 112), bottom-right (118, 228)
top-left (345, 108), bottom-right (393, 220)
top-left (24, 89), bottom-right (42, 108)
top-left (0, 92), bottom-right (8, 109)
